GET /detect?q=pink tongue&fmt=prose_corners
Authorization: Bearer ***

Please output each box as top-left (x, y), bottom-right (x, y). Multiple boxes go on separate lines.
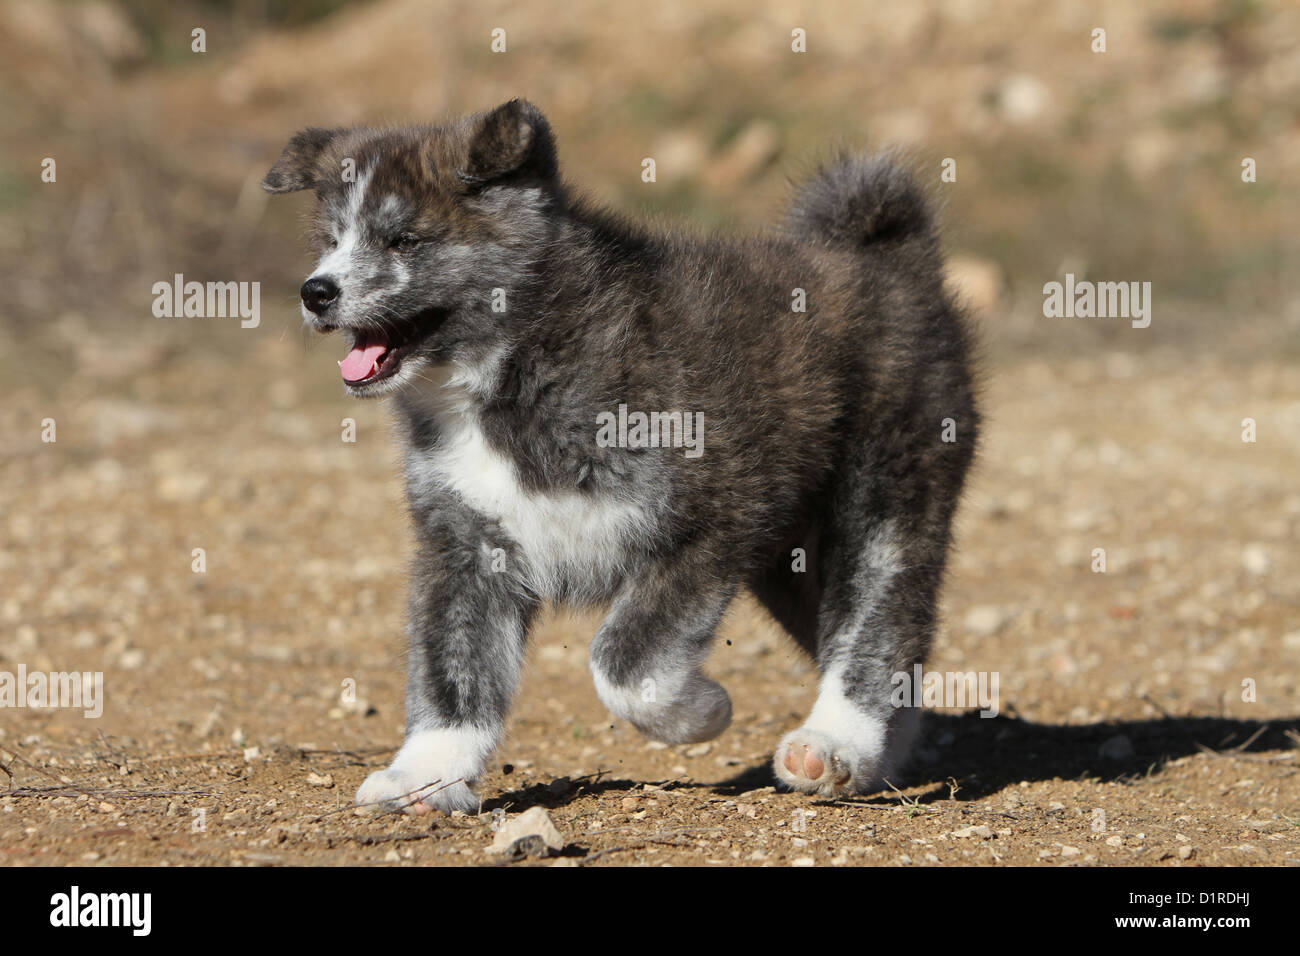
top-left (339, 342), bottom-right (388, 382)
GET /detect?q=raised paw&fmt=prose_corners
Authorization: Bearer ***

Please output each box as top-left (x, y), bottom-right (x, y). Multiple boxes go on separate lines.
top-left (594, 669), bottom-right (733, 745)
top-left (773, 728), bottom-right (856, 797)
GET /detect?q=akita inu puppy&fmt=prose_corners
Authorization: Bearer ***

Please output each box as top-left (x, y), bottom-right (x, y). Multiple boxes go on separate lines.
top-left (263, 99), bottom-right (979, 813)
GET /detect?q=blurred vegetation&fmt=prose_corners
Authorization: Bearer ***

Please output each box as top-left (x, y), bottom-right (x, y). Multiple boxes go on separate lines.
top-left (0, 0), bottom-right (1295, 367)
top-left (127, 0), bottom-right (363, 64)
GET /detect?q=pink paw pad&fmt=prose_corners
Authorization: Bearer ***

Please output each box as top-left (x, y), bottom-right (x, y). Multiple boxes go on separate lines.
top-left (778, 738), bottom-right (851, 790)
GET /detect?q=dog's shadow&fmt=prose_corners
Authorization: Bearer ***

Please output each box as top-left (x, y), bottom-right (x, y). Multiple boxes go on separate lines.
top-left (486, 713), bottom-right (1300, 812)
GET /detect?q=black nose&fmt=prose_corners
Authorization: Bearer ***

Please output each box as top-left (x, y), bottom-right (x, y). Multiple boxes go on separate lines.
top-left (300, 277), bottom-right (339, 315)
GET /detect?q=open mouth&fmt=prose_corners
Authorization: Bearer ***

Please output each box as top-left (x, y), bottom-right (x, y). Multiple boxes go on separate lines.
top-left (338, 333), bottom-right (401, 386)
top-left (334, 311), bottom-right (442, 388)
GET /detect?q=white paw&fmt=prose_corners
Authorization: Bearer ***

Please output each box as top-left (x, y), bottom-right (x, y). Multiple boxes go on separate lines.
top-left (354, 727), bottom-right (490, 815)
top-left (774, 666), bottom-right (911, 797)
top-left (774, 728), bottom-right (859, 797)
top-left (355, 766), bottom-right (479, 815)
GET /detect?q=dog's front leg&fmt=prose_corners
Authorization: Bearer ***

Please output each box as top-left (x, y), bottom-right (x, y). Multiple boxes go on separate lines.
top-left (356, 509), bottom-right (537, 815)
top-left (589, 550), bottom-right (736, 745)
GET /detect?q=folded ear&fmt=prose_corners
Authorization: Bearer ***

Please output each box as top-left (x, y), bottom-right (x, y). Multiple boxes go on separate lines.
top-left (261, 127), bottom-right (342, 193)
top-left (459, 99), bottom-right (557, 188)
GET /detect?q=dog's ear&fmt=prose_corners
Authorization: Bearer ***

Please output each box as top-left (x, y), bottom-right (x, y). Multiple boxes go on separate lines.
top-left (458, 99), bottom-right (557, 188)
top-left (262, 127), bottom-right (341, 194)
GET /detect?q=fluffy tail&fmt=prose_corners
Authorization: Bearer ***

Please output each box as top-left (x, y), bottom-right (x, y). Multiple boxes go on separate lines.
top-left (783, 153), bottom-right (937, 251)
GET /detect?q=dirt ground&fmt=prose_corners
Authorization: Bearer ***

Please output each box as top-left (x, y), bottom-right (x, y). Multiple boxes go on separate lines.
top-left (1, 0), bottom-right (1298, 867)
top-left (2, 337), bottom-right (1297, 867)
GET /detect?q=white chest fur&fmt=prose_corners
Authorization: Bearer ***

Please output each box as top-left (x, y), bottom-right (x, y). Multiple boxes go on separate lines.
top-left (403, 383), bottom-right (652, 600)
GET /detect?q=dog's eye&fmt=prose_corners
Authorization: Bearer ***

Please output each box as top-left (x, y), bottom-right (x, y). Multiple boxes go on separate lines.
top-left (390, 234), bottom-right (422, 252)
top-left (324, 235), bottom-right (339, 249)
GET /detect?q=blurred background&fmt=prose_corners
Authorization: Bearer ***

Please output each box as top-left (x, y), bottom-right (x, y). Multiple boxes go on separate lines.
top-left (3, 0), bottom-right (1299, 364)
top-left (0, 0), bottom-right (1297, 866)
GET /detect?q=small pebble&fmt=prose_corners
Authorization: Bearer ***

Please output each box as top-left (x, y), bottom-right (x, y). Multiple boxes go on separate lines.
top-left (963, 605), bottom-right (1009, 636)
top-left (1241, 544), bottom-right (1270, 575)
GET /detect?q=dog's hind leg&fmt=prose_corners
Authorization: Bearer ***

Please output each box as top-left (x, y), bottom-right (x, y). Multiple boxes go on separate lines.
top-left (772, 520), bottom-right (933, 797)
top-left (772, 436), bottom-right (969, 797)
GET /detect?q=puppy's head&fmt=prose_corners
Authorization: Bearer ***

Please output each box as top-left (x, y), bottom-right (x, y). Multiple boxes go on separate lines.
top-left (262, 99), bottom-right (561, 396)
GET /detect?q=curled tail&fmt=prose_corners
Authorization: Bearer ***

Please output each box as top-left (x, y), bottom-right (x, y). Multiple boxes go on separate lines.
top-left (784, 153), bottom-right (938, 252)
